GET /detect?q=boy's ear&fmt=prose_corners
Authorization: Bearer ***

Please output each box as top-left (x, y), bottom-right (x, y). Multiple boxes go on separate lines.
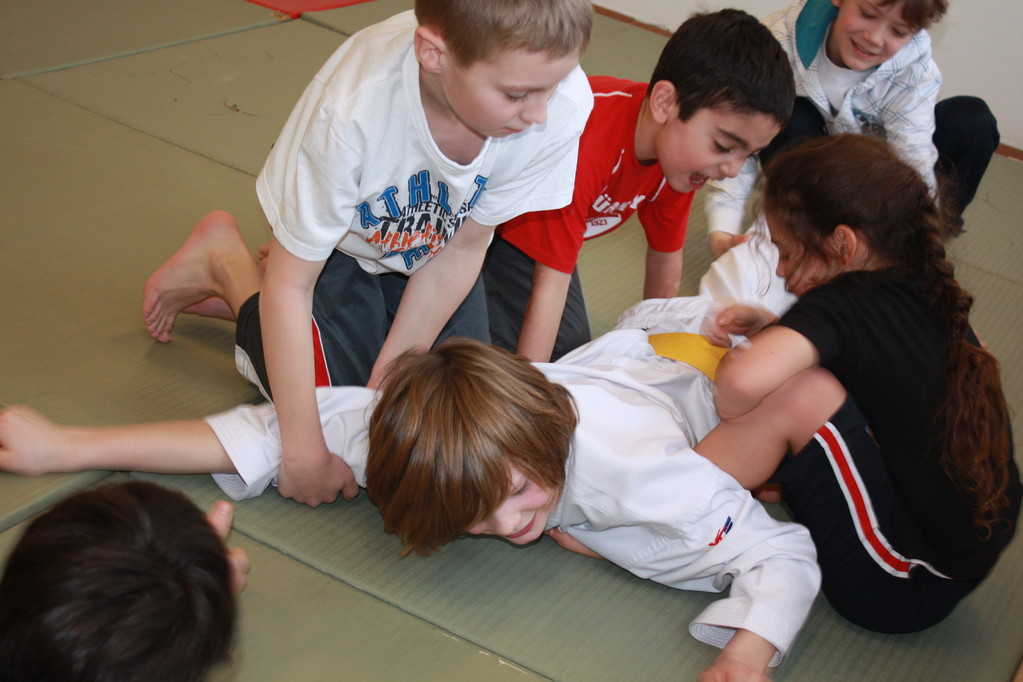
top-left (414, 25), bottom-right (447, 74)
top-left (647, 80), bottom-right (679, 125)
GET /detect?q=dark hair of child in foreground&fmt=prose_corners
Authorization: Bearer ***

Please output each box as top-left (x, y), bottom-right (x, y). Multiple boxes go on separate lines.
top-left (0, 481), bottom-right (239, 682)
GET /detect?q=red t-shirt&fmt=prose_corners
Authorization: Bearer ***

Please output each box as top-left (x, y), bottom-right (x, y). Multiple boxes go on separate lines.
top-left (498, 75), bottom-right (693, 274)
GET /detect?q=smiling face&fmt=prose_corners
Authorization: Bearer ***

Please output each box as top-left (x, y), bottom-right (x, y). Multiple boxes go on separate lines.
top-left (465, 466), bottom-right (559, 545)
top-left (438, 47), bottom-right (580, 139)
top-left (639, 83), bottom-right (781, 193)
top-left (827, 0), bottom-right (916, 71)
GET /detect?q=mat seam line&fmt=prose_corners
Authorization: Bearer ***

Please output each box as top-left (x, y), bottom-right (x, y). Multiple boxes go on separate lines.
top-left (13, 78), bottom-right (258, 179)
top-left (227, 525), bottom-right (555, 681)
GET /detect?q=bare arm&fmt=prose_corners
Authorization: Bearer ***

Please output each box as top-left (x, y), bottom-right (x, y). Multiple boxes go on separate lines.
top-left (261, 239), bottom-right (358, 505)
top-left (643, 246), bottom-right (684, 300)
top-left (517, 263), bottom-right (573, 363)
top-left (369, 217), bottom-right (494, 388)
top-left (0, 405), bottom-right (234, 476)
top-left (713, 325), bottom-right (818, 420)
top-left (709, 231), bottom-right (750, 260)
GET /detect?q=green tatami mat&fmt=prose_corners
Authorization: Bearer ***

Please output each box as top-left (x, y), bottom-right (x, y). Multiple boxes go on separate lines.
top-left (304, 0), bottom-right (413, 34)
top-left (128, 472), bottom-right (745, 681)
top-left (947, 154), bottom-right (1023, 288)
top-left (0, 78), bottom-right (264, 425)
top-left (126, 470), bottom-right (1023, 682)
top-left (0, 478), bottom-right (544, 682)
top-left (581, 12), bottom-right (669, 81)
top-left (0, 0), bottom-right (280, 78)
top-left (217, 535), bottom-right (545, 681)
top-left (2, 0), bottom-right (1022, 677)
top-left (0, 472), bottom-right (112, 534)
top-left (24, 20), bottom-right (348, 177)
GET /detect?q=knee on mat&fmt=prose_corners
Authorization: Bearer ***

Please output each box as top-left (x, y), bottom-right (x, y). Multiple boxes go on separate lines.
top-left (821, 571), bottom-right (971, 635)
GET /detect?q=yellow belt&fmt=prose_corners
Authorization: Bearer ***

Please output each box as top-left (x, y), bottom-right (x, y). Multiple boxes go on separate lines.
top-left (647, 332), bottom-right (728, 381)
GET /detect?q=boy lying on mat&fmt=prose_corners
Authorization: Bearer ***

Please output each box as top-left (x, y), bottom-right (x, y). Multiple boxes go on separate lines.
top-left (0, 313), bottom-right (817, 680)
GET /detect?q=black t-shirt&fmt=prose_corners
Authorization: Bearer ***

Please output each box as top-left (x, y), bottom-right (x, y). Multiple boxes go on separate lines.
top-left (778, 269), bottom-right (1020, 580)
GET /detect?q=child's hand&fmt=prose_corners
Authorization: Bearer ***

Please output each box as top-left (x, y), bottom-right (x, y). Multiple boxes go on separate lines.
top-left (709, 231), bottom-right (750, 260)
top-left (278, 445), bottom-right (359, 506)
top-left (697, 658), bottom-right (768, 682)
top-left (206, 501), bottom-right (251, 595)
top-left (704, 304), bottom-right (777, 347)
top-left (0, 405), bottom-right (66, 476)
top-left (698, 629), bottom-right (775, 682)
top-left (545, 527), bottom-right (605, 559)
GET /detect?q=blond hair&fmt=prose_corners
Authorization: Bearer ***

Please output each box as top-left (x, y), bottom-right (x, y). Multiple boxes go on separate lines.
top-left (365, 339), bottom-right (577, 555)
top-left (415, 0), bottom-right (592, 65)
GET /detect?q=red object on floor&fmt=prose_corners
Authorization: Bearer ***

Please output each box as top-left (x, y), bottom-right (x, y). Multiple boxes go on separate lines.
top-left (244, 0), bottom-right (376, 19)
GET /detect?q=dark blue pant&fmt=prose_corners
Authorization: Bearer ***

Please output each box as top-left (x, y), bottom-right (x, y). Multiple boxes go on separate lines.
top-left (482, 236), bottom-right (592, 361)
top-left (236, 249), bottom-right (490, 395)
top-left (771, 398), bottom-right (980, 633)
top-left (761, 96), bottom-right (1000, 222)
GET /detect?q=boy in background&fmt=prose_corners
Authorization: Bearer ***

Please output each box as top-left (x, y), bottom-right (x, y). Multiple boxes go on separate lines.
top-left (142, 0), bottom-right (594, 507)
top-left (706, 0), bottom-right (1000, 257)
top-left (482, 10), bottom-right (794, 362)
top-left (0, 481), bottom-right (249, 681)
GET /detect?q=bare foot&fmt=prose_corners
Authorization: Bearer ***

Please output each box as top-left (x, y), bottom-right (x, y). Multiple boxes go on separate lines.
top-left (0, 405), bottom-right (68, 476)
top-left (182, 297), bottom-right (236, 322)
top-left (142, 211), bottom-right (251, 342)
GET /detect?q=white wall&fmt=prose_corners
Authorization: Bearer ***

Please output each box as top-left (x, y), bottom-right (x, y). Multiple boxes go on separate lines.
top-left (598, 1), bottom-right (1023, 150)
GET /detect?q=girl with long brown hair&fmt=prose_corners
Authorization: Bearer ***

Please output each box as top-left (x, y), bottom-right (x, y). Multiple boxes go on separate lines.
top-left (699, 133), bottom-right (1020, 633)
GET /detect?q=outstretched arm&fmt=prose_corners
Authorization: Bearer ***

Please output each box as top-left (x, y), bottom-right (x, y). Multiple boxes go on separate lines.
top-left (0, 405), bottom-right (234, 476)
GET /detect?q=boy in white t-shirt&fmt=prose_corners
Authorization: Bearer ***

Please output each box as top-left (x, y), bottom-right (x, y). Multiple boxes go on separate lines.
top-left (140, 0), bottom-right (594, 507)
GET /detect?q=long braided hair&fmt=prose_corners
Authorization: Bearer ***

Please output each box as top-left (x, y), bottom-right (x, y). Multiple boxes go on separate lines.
top-left (762, 134), bottom-right (1013, 537)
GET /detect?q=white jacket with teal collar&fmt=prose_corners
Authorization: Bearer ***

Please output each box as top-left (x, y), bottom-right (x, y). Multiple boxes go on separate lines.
top-left (705, 0), bottom-right (942, 237)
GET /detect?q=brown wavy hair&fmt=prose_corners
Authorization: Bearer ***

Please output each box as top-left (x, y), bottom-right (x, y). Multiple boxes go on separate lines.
top-left (885, 0), bottom-right (948, 31)
top-left (762, 134), bottom-right (1012, 537)
top-left (365, 338), bottom-right (577, 555)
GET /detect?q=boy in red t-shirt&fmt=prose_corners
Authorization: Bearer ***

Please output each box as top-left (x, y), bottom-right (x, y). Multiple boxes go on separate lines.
top-left (483, 9), bottom-right (795, 361)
